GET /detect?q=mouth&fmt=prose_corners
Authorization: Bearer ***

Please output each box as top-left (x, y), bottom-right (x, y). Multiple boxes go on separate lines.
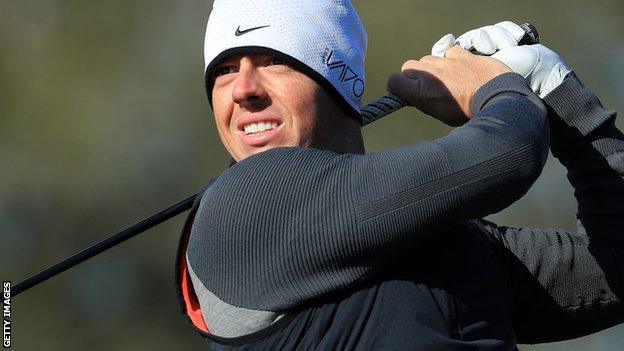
top-left (236, 118), bottom-right (284, 147)
top-left (242, 121), bottom-right (280, 135)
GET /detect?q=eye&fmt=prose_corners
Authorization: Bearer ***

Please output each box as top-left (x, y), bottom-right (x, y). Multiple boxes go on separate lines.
top-left (212, 65), bottom-right (237, 79)
top-left (267, 56), bottom-right (285, 66)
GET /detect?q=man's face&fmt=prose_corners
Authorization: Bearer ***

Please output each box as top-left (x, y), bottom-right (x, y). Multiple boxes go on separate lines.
top-left (211, 53), bottom-right (356, 161)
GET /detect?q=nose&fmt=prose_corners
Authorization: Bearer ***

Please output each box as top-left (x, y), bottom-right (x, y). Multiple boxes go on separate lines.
top-left (231, 59), bottom-right (268, 110)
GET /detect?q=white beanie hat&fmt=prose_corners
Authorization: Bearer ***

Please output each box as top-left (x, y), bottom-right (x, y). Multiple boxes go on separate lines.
top-left (203, 0), bottom-right (367, 121)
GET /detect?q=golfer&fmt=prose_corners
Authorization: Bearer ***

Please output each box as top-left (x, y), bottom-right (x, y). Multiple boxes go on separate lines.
top-left (175, 1), bottom-right (624, 349)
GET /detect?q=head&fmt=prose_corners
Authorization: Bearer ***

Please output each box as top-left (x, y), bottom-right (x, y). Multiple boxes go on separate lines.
top-left (203, 0), bottom-right (367, 161)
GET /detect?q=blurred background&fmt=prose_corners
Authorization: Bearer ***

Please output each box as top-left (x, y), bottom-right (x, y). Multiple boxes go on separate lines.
top-left (1, 0), bottom-right (623, 350)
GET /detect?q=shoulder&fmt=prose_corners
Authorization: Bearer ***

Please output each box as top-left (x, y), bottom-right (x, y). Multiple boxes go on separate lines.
top-left (217, 147), bottom-right (357, 187)
top-left (203, 147), bottom-right (359, 210)
top-left (233, 146), bottom-right (353, 169)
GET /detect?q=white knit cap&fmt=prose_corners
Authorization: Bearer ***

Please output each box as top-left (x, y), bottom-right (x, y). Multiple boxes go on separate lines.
top-left (203, 0), bottom-right (367, 121)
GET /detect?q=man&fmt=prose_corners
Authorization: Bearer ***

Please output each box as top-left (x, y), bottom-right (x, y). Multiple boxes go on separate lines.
top-left (175, 1), bottom-right (624, 349)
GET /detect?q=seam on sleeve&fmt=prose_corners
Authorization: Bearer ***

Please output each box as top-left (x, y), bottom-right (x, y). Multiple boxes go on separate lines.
top-left (356, 140), bottom-right (539, 222)
top-left (562, 296), bottom-right (621, 310)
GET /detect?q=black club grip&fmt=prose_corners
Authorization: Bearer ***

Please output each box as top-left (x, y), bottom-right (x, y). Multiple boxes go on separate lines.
top-left (519, 22), bottom-right (540, 45)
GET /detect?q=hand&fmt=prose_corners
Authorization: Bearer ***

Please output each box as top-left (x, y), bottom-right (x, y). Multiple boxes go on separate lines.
top-left (452, 21), bottom-right (527, 56)
top-left (492, 45), bottom-right (571, 98)
top-left (431, 21), bottom-right (572, 98)
top-left (387, 45), bottom-right (511, 126)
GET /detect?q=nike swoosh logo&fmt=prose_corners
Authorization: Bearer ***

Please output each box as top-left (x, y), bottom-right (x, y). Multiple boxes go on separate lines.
top-left (235, 25), bottom-right (270, 36)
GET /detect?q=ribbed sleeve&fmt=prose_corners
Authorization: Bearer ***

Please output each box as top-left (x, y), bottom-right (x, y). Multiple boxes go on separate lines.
top-left (543, 71), bottom-right (624, 245)
top-left (544, 71), bottom-right (618, 163)
top-left (187, 73), bottom-right (549, 312)
top-left (487, 71), bottom-right (624, 343)
top-left (544, 72), bottom-right (615, 136)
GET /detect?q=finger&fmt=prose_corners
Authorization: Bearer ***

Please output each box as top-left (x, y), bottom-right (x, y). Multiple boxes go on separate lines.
top-left (419, 55), bottom-right (443, 64)
top-left (431, 33), bottom-right (455, 57)
top-left (491, 45), bottom-right (539, 79)
top-left (494, 21), bottom-right (526, 43)
top-left (455, 29), bottom-right (478, 51)
top-left (442, 44), bottom-right (470, 58)
top-left (387, 72), bottom-right (425, 107)
top-left (401, 59), bottom-right (421, 79)
top-left (484, 25), bottom-right (517, 49)
top-left (472, 29), bottom-right (497, 55)
top-left (401, 59), bottom-right (435, 79)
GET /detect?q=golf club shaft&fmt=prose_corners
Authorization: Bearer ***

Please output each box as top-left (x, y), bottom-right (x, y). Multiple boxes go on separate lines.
top-left (11, 193), bottom-right (198, 297)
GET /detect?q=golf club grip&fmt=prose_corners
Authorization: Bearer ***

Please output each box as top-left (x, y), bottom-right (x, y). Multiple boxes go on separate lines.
top-left (360, 22), bottom-right (540, 126)
top-left (361, 92), bottom-right (406, 125)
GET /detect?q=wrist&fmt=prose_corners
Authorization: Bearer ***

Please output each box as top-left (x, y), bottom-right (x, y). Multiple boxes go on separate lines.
top-left (542, 72), bottom-right (615, 137)
top-left (471, 72), bottom-right (535, 114)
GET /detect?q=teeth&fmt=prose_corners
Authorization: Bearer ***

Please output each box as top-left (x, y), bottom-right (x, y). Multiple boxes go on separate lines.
top-left (244, 122), bottom-right (279, 135)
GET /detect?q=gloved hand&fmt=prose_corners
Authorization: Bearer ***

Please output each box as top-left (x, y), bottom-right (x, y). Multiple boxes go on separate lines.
top-left (431, 21), bottom-right (572, 98)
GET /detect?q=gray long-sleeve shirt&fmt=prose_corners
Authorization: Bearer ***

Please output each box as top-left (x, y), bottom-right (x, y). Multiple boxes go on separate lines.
top-left (177, 72), bottom-right (624, 349)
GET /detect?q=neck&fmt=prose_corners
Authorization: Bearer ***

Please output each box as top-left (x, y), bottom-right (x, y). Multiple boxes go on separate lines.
top-left (319, 115), bottom-right (365, 155)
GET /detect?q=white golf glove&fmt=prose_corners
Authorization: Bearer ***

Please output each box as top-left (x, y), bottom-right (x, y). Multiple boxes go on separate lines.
top-left (431, 21), bottom-right (571, 98)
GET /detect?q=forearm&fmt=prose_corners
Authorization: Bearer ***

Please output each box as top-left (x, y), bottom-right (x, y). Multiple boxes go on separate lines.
top-left (502, 73), bottom-right (624, 343)
top-left (544, 72), bottom-right (624, 244)
top-left (356, 73), bottom-right (549, 240)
